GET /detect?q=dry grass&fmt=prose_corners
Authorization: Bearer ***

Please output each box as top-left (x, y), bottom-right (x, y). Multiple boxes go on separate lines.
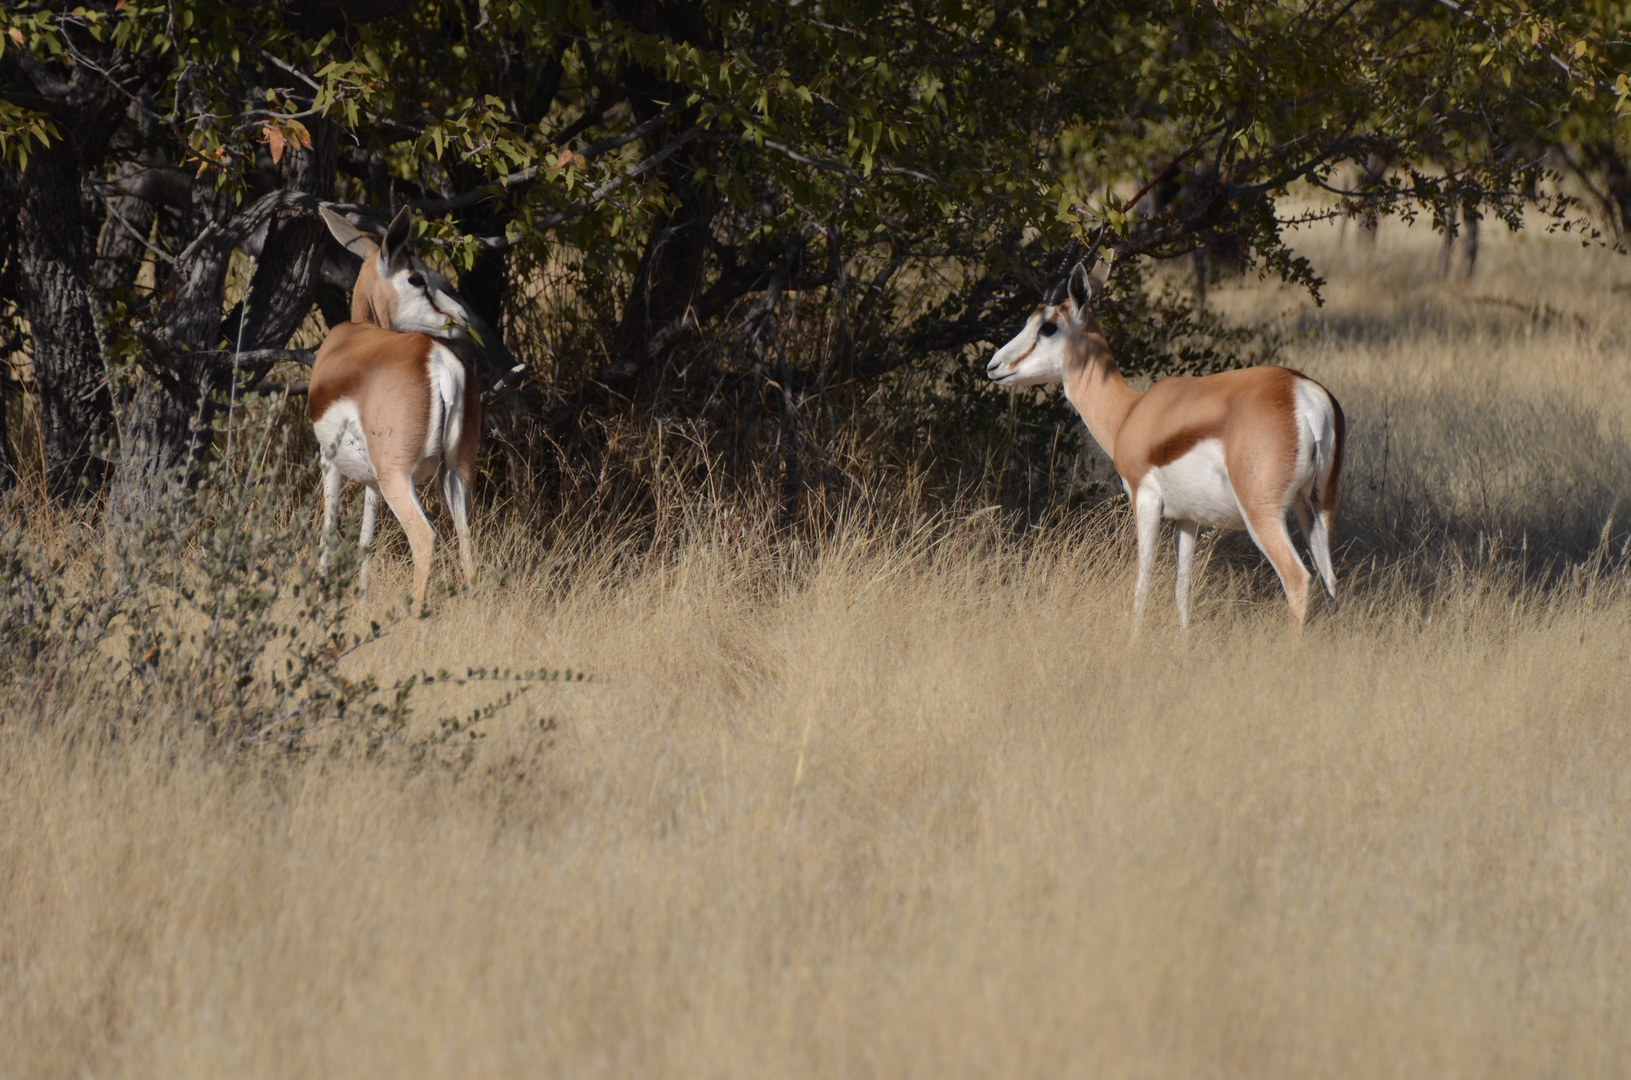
top-left (5, 216), bottom-right (1631, 1078)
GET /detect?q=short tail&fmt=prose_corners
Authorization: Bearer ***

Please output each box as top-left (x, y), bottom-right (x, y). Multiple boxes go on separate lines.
top-left (429, 345), bottom-right (469, 461)
top-left (1307, 387), bottom-right (1344, 600)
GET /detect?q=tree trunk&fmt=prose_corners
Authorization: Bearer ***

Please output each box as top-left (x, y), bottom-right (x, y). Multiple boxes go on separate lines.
top-left (94, 161), bottom-right (160, 306)
top-left (15, 139), bottom-right (116, 498)
top-left (447, 28), bottom-right (565, 414)
top-left (455, 234), bottom-right (509, 337)
top-left (1459, 199), bottom-right (1479, 281)
top-left (7, 36), bottom-right (150, 501)
top-left (110, 180), bottom-right (237, 511)
top-left (232, 119), bottom-right (338, 354)
top-left (0, 381), bottom-right (16, 492)
top-left (0, 176), bottom-right (22, 490)
top-left (1580, 141), bottom-right (1631, 239)
top-left (1438, 205), bottom-right (1456, 279)
top-left (1192, 244), bottom-right (1208, 318)
top-left (541, 144), bottom-right (717, 437)
top-left (606, 185), bottom-right (715, 390)
top-left (603, 0), bottom-right (717, 394)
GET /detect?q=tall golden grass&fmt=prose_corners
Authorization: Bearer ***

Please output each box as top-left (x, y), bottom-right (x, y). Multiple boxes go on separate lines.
top-left (5, 216), bottom-right (1630, 1078)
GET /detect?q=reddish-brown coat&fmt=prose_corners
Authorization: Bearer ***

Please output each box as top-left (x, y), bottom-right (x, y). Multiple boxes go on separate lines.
top-left (309, 321), bottom-right (433, 437)
top-left (1048, 302), bottom-right (1344, 629)
top-left (348, 257), bottom-right (400, 329)
top-left (311, 208), bottom-right (483, 617)
top-left (1116, 366), bottom-right (1306, 507)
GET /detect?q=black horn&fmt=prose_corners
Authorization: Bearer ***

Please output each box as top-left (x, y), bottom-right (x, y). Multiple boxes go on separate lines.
top-left (1041, 221), bottom-right (1112, 305)
top-left (1042, 237), bottom-right (1081, 306)
top-left (1081, 220), bottom-right (1111, 271)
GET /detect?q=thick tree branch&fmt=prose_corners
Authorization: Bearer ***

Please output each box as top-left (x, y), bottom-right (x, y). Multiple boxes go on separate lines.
top-left (172, 188), bottom-right (315, 268)
top-left (93, 165), bottom-right (193, 209)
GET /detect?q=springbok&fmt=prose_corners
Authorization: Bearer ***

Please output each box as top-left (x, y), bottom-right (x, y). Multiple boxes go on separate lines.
top-left (987, 260), bottom-right (1345, 630)
top-left (309, 206), bottom-right (480, 614)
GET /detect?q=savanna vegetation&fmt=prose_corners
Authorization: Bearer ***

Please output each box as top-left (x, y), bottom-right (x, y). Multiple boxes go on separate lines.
top-left (4, 1), bottom-right (1631, 1075)
top-left (3, 0), bottom-right (1630, 512)
top-left (6, 217), bottom-right (1631, 1078)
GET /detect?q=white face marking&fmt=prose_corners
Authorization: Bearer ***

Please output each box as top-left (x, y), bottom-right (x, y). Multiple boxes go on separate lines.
top-left (986, 305), bottom-right (1072, 386)
top-left (381, 254), bottom-right (472, 340)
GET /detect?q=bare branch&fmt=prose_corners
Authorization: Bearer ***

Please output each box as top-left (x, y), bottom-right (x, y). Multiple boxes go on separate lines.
top-left (1118, 122), bottom-right (1230, 214)
top-left (94, 190), bottom-right (176, 266)
top-left (258, 50), bottom-right (323, 93)
top-left (167, 348), bottom-right (317, 374)
top-left (241, 380), bottom-right (310, 396)
top-left (712, 136), bottom-right (949, 189)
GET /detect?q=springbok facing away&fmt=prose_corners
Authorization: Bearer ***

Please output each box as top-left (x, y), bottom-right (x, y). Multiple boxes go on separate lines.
top-left (309, 207), bottom-right (480, 614)
top-left (987, 261), bottom-right (1345, 630)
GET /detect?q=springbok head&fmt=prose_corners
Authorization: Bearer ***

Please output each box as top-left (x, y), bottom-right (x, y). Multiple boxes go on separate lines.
top-left (986, 258), bottom-right (1111, 387)
top-left (320, 205), bottom-right (472, 340)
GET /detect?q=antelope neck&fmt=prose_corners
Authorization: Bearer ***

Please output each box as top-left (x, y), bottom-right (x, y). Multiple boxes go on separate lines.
top-left (1062, 319), bottom-right (1139, 458)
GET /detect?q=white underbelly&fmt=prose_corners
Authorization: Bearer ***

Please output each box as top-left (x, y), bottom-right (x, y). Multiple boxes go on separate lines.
top-left (1145, 438), bottom-right (1244, 528)
top-left (312, 400), bottom-right (376, 484)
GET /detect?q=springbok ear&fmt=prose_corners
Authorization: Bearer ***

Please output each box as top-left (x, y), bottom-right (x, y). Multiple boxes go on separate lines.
top-left (1067, 260), bottom-right (1092, 310)
top-left (381, 206), bottom-right (414, 273)
top-left (319, 206), bottom-right (379, 261)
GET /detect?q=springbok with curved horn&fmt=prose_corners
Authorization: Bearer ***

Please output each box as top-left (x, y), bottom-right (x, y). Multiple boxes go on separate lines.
top-left (308, 206), bottom-right (480, 614)
top-left (988, 259), bottom-right (1345, 630)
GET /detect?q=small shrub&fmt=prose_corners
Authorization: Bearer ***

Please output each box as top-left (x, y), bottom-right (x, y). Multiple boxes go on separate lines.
top-left (0, 429), bottom-right (407, 748)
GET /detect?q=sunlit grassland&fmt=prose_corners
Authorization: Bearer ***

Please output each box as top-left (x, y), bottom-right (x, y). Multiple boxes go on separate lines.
top-left (4, 215), bottom-right (1631, 1078)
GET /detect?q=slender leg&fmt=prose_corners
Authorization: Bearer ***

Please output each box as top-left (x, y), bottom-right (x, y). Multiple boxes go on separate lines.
top-left (1131, 485), bottom-right (1163, 631)
top-left (1291, 495), bottom-right (1314, 548)
top-left (440, 463), bottom-right (476, 586)
top-left (356, 484), bottom-right (380, 594)
top-left (1241, 502), bottom-right (1312, 632)
top-left (319, 460), bottom-right (343, 573)
top-left (1308, 502), bottom-right (1339, 603)
top-left (1174, 519), bottom-right (1200, 630)
top-left (1292, 490), bottom-right (1340, 603)
top-left (376, 471), bottom-right (438, 616)
top-left (1291, 493), bottom-right (1331, 610)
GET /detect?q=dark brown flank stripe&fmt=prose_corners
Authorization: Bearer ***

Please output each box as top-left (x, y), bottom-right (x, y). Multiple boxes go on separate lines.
top-left (1147, 427), bottom-right (1212, 468)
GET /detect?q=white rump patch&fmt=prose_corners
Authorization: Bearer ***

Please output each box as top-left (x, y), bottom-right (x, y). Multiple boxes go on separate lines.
top-left (1294, 379), bottom-right (1336, 487)
top-left (312, 398), bottom-right (375, 484)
